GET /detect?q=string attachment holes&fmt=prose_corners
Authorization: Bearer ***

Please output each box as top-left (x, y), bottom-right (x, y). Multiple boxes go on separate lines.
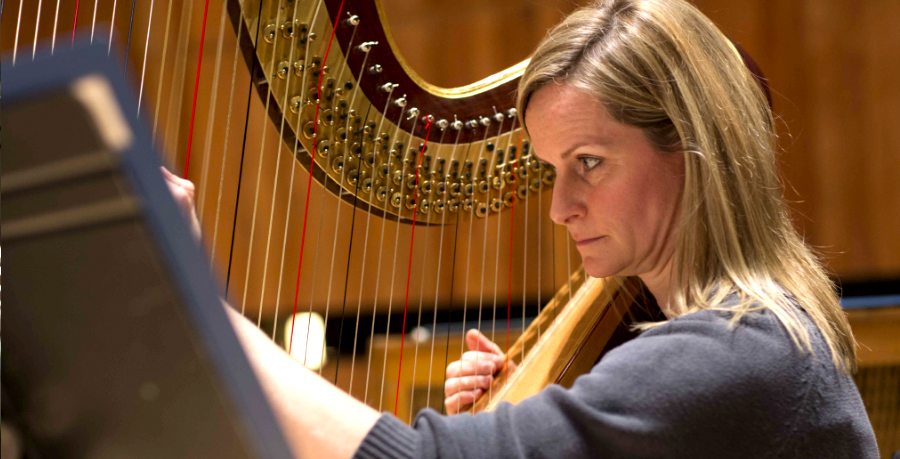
top-left (281, 19), bottom-right (301, 38)
top-left (264, 23), bottom-right (277, 43)
top-left (276, 61), bottom-right (290, 79)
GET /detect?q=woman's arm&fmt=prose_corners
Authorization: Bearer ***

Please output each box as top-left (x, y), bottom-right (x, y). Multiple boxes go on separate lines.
top-left (162, 167), bottom-right (379, 458)
top-left (224, 302), bottom-right (380, 459)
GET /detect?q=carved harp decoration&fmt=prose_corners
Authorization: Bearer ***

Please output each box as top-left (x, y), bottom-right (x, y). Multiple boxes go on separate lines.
top-left (3, 0), bottom-right (765, 419)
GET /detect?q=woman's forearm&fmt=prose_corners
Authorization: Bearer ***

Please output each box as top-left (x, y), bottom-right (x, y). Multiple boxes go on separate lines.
top-left (224, 303), bottom-right (380, 459)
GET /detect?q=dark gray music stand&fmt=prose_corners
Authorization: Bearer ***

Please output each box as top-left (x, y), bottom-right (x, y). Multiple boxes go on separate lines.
top-left (1, 41), bottom-right (295, 458)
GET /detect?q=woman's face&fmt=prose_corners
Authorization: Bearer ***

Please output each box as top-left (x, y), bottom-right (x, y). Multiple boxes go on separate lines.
top-left (525, 84), bottom-right (684, 280)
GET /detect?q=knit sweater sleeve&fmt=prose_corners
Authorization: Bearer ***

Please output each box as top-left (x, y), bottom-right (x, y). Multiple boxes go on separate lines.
top-left (351, 309), bottom-right (878, 459)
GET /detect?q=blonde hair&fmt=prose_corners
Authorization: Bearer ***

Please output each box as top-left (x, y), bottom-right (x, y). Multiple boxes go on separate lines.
top-left (517, 0), bottom-right (856, 372)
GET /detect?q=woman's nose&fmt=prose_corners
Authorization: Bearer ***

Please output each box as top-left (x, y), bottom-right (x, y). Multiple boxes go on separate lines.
top-left (549, 175), bottom-right (585, 225)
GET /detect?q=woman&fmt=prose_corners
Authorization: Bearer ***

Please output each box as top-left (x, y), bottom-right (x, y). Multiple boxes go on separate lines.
top-left (166, 0), bottom-right (878, 457)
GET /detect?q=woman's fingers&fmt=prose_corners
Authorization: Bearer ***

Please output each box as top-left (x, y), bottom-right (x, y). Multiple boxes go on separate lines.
top-left (461, 350), bottom-right (505, 364)
top-left (465, 329), bottom-right (504, 355)
top-left (160, 167), bottom-right (196, 198)
top-left (444, 389), bottom-right (483, 415)
top-left (445, 358), bottom-right (498, 379)
top-left (443, 330), bottom-right (506, 415)
top-left (160, 167), bottom-right (202, 241)
top-left (444, 375), bottom-right (493, 397)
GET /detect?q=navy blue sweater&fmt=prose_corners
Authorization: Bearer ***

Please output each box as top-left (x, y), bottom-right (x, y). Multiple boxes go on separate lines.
top-left (353, 302), bottom-right (878, 458)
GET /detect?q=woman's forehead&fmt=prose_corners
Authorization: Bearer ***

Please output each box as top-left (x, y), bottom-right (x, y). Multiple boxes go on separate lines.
top-left (525, 85), bottom-right (629, 161)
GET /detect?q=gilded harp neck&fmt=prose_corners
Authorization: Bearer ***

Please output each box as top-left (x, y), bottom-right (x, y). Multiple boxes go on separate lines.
top-left (231, 0), bottom-right (549, 225)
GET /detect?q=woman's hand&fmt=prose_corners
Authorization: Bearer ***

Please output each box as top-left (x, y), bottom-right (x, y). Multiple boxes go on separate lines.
top-left (160, 166), bottom-right (202, 242)
top-left (444, 329), bottom-right (515, 415)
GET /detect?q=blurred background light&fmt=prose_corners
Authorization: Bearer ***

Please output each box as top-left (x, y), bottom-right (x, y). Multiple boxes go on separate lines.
top-left (283, 312), bottom-right (326, 371)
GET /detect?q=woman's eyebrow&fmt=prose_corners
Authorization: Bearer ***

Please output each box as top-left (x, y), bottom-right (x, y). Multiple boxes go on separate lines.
top-left (529, 137), bottom-right (612, 164)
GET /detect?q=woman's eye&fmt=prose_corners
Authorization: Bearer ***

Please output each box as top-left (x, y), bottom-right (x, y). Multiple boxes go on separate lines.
top-left (580, 157), bottom-right (603, 171)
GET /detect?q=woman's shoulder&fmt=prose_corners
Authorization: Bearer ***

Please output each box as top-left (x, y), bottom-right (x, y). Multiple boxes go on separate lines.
top-left (570, 296), bottom-right (878, 458)
top-left (595, 303), bottom-right (809, 396)
top-left (583, 295), bottom-right (836, 422)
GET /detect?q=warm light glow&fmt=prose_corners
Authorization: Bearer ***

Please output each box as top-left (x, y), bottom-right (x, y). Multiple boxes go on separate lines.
top-left (283, 312), bottom-right (326, 370)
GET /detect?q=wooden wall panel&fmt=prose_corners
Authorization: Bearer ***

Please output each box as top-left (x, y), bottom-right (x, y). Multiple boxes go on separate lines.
top-left (382, 0), bottom-right (900, 281)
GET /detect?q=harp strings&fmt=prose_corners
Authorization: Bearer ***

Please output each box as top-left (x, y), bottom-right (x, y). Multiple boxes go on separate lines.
top-left (374, 109), bottom-right (411, 410)
top-left (501, 125), bottom-right (524, 390)
top-left (160, 1), bottom-right (194, 169)
top-left (329, 37), bottom-right (382, 384)
top-left (358, 89), bottom-right (400, 406)
top-left (473, 117), bottom-right (507, 409)
top-left (318, 15), bottom-right (363, 377)
top-left (487, 115), bottom-right (519, 403)
top-left (135, 0), bottom-right (154, 113)
top-left (90, 0), bottom-right (98, 43)
top-left (123, 0), bottom-right (136, 71)
top-left (30, 0), bottom-right (42, 60)
top-left (51, 0), bottom-right (60, 54)
top-left (394, 118), bottom-right (437, 418)
top-left (238, 0), bottom-right (285, 324)
top-left (224, 0), bottom-right (265, 301)
top-left (12, 0), bottom-right (23, 65)
top-left (406, 127), bottom-right (449, 420)
top-left (252, 0), bottom-right (310, 330)
top-left (283, 0), bottom-right (330, 352)
top-left (269, 0), bottom-right (333, 342)
top-left (304, 7), bottom-right (354, 375)
top-left (106, 0), bottom-right (115, 54)
top-left (424, 127), bottom-right (463, 412)
top-left (383, 112), bottom-right (420, 405)
top-left (195, 0), bottom-right (231, 219)
top-left (181, 0), bottom-right (212, 178)
top-left (286, 0), bottom-right (343, 362)
top-left (208, 9), bottom-right (244, 274)
top-left (521, 144), bottom-right (532, 362)
top-left (150, 0), bottom-right (174, 142)
top-left (453, 120), bottom-right (494, 415)
top-left (70, 0), bottom-right (79, 44)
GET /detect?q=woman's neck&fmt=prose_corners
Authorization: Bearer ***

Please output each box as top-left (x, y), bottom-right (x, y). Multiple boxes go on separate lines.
top-left (639, 256), bottom-right (676, 319)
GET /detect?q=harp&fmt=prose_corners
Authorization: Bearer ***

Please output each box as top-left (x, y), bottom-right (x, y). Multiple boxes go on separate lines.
top-left (1, 0), bottom-right (765, 423)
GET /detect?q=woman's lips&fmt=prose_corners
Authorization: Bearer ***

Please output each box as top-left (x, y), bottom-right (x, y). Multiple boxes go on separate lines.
top-left (575, 236), bottom-right (605, 247)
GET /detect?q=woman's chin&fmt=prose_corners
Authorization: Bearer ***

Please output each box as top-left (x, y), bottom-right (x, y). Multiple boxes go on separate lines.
top-left (582, 257), bottom-right (625, 279)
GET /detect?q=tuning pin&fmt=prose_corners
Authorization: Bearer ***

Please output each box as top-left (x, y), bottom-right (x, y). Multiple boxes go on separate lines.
top-left (506, 108), bottom-right (518, 119)
top-left (357, 41), bottom-right (378, 53)
top-left (344, 13), bottom-right (360, 26)
top-left (421, 114), bottom-right (436, 125)
top-left (407, 107), bottom-right (420, 119)
top-left (437, 119), bottom-right (449, 130)
top-left (465, 119), bottom-right (478, 130)
top-left (451, 119), bottom-right (464, 130)
top-left (369, 64), bottom-right (383, 75)
top-left (380, 82), bottom-right (396, 93)
top-left (394, 96), bottom-right (408, 108)
top-left (479, 116), bottom-right (491, 127)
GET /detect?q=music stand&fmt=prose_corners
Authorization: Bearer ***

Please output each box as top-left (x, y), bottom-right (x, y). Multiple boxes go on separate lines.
top-left (1, 41), bottom-right (295, 459)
